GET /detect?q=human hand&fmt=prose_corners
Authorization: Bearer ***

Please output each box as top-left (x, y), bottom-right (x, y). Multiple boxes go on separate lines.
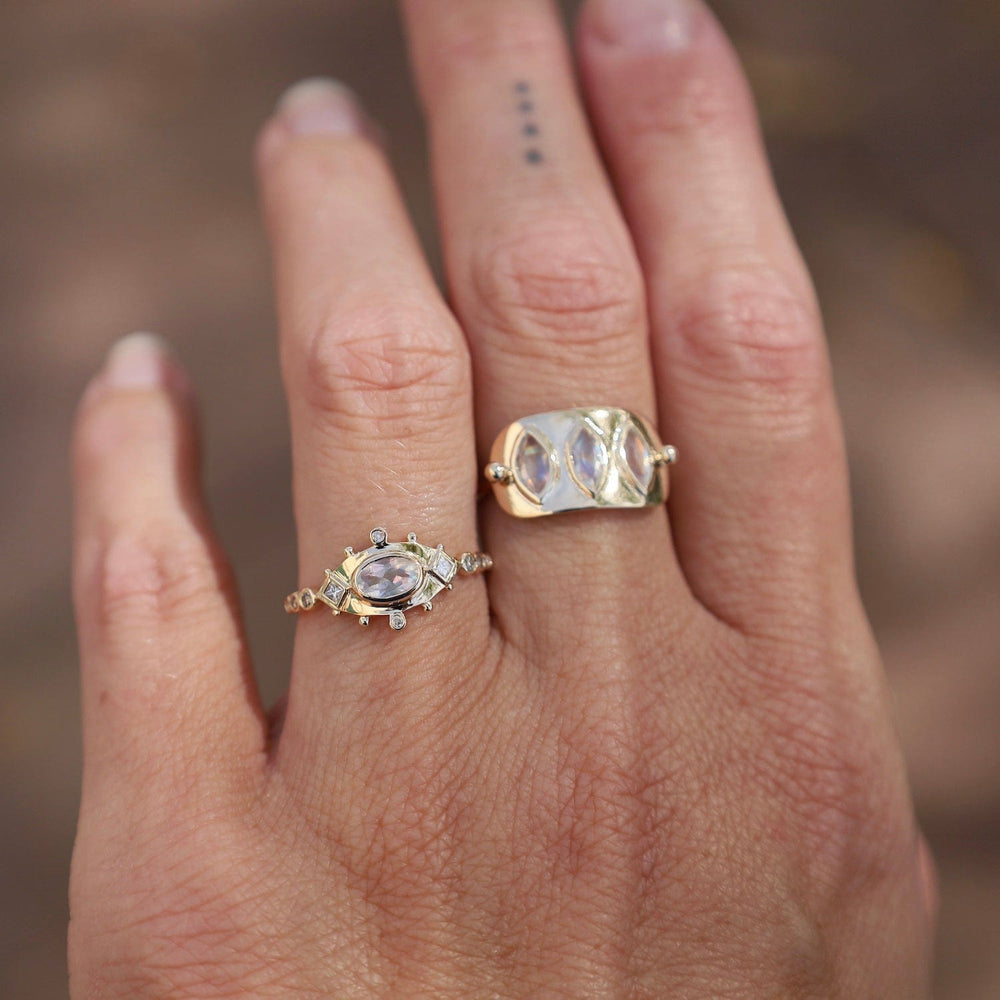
top-left (69, 0), bottom-right (935, 996)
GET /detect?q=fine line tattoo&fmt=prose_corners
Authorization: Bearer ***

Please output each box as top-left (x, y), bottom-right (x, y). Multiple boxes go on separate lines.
top-left (513, 80), bottom-right (543, 165)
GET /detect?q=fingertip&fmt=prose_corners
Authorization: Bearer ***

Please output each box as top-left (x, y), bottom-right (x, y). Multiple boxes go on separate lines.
top-left (255, 78), bottom-right (385, 172)
top-left (578, 0), bottom-right (705, 53)
top-left (79, 332), bottom-right (191, 412)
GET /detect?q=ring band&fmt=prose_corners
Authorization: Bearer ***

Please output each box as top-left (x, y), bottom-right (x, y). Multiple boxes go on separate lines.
top-left (485, 406), bottom-right (677, 518)
top-left (285, 527), bottom-right (492, 631)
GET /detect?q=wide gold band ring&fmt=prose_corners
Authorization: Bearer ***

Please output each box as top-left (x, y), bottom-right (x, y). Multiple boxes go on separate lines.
top-left (484, 407), bottom-right (677, 518)
top-left (284, 527), bottom-right (492, 631)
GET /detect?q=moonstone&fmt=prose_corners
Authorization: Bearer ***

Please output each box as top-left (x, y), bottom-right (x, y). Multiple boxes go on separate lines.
top-left (354, 555), bottom-right (423, 601)
top-left (623, 424), bottom-right (653, 491)
top-left (514, 432), bottom-right (552, 500)
top-left (568, 423), bottom-right (606, 495)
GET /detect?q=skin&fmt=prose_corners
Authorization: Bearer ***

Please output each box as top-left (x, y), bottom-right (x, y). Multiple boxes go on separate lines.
top-left (69, 0), bottom-right (936, 997)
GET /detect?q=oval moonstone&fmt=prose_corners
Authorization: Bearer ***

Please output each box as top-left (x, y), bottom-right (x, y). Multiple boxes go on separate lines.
top-left (514, 432), bottom-right (552, 500)
top-left (623, 424), bottom-right (654, 492)
top-left (568, 423), bottom-right (606, 495)
top-left (354, 555), bottom-right (423, 602)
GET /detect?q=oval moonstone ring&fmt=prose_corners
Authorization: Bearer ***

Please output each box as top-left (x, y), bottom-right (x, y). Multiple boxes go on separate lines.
top-left (284, 527), bottom-right (492, 631)
top-left (484, 407), bottom-right (678, 518)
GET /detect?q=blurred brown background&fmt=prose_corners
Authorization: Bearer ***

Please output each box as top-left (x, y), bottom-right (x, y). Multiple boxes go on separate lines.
top-left (2, 0), bottom-right (998, 996)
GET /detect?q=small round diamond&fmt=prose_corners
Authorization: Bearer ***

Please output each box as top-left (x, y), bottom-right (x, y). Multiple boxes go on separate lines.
top-left (370, 527), bottom-right (388, 547)
top-left (389, 611), bottom-right (407, 630)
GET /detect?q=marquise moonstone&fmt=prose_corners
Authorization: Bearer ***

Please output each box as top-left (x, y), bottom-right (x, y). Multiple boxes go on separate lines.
top-left (623, 424), bottom-right (654, 491)
top-left (568, 423), bottom-right (605, 495)
top-left (514, 432), bottom-right (552, 499)
top-left (354, 555), bottom-right (423, 602)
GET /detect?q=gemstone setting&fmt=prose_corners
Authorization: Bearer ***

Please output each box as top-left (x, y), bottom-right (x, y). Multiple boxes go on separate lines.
top-left (513, 430), bottom-right (555, 501)
top-left (353, 555), bottom-right (423, 603)
top-left (322, 579), bottom-right (345, 606)
top-left (622, 423), bottom-right (654, 492)
top-left (567, 422), bottom-right (607, 496)
top-left (430, 549), bottom-right (458, 583)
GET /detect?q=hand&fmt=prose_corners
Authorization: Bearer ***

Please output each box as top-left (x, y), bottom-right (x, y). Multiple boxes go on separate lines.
top-left (69, 1), bottom-right (935, 996)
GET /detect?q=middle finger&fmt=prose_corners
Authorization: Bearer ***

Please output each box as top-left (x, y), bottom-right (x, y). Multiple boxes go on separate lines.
top-left (402, 0), bottom-right (692, 649)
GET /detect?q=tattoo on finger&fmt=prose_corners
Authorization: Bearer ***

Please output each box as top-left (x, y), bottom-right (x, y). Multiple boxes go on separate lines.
top-left (514, 80), bottom-right (543, 166)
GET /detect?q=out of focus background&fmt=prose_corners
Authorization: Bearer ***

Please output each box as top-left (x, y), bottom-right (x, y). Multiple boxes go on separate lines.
top-left (1, 0), bottom-right (998, 995)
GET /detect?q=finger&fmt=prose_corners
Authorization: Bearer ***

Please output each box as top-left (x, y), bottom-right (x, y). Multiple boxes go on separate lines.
top-left (400, 0), bottom-right (691, 649)
top-left (72, 334), bottom-right (264, 801)
top-left (578, 0), bottom-right (854, 632)
top-left (255, 82), bottom-right (489, 756)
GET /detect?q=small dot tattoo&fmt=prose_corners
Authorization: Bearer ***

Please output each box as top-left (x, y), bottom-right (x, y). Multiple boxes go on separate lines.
top-left (513, 80), bottom-right (544, 166)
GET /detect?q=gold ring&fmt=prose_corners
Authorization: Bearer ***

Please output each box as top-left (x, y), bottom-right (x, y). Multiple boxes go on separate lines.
top-left (484, 406), bottom-right (677, 518)
top-left (284, 527), bottom-right (492, 631)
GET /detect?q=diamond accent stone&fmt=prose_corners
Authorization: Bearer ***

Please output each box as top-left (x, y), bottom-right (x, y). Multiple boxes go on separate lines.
top-left (513, 431), bottom-right (553, 501)
top-left (354, 555), bottom-right (423, 602)
top-left (322, 579), bottom-right (346, 605)
top-left (389, 610), bottom-right (407, 630)
top-left (430, 549), bottom-right (457, 583)
top-left (370, 527), bottom-right (387, 547)
top-left (623, 424), bottom-right (654, 492)
top-left (568, 423), bottom-right (606, 495)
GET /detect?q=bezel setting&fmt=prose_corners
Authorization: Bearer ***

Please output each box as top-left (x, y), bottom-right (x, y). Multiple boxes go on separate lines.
top-left (485, 407), bottom-right (673, 518)
top-left (286, 527), bottom-right (489, 631)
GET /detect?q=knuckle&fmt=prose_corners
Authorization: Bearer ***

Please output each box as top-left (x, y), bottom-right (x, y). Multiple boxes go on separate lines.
top-left (298, 302), bottom-right (470, 437)
top-left (90, 531), bottom-right (221, 632)
top-left (467, 218), bottom-right (644, 356)
top-left (666, 263), bottom-right (826, 404)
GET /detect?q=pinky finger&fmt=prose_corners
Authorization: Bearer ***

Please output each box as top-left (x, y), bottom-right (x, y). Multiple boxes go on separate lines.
top-left (72, 334), bottom-right (266, 801)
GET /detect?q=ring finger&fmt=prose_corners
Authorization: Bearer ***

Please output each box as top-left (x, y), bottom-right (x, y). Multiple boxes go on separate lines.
top-left (256, 81), bottom-right (487, 764)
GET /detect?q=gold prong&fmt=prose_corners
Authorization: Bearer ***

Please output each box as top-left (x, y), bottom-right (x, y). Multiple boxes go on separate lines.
top-left (654, 444), bottom-right (679, 467)
top-left (485, 462), bottom-right (513, 485)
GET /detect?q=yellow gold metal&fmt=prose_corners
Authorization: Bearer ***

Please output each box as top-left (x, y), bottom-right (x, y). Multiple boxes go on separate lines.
top-left (485, 406), bottom-right (677, 518)
top-left (284, 526), bottom-right (491, 631)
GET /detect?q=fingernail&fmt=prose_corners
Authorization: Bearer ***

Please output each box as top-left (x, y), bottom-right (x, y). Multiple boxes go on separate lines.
top-left (103, 332), bottom-right (171, 389)
top-left (276, 77), bottom-right (365, 136)
top-left (592, 0), bottom-right (696, 51)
